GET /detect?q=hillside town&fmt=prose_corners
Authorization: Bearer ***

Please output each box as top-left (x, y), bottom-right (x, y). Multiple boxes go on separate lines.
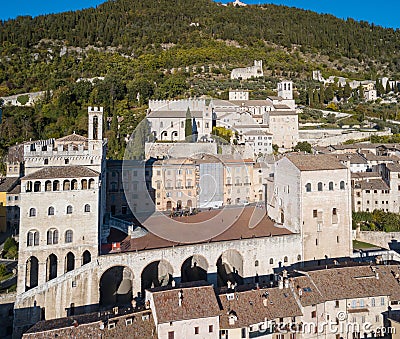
top-left (3, 2), bottom-right (400, 338)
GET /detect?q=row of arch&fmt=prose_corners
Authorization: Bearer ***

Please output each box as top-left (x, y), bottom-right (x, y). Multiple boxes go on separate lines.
top-left (99, 250), bottom-right (300, 307)
top-left (25, 251), bottom-right (91, 291)
top-left (26, 178), bottom-right (96, 193)
top-left (305, 180), bottom-right (345, 192)
top-left (29, 204), bottom-right (91, 217)
top-left (27, 229), bottom-right (74, 246)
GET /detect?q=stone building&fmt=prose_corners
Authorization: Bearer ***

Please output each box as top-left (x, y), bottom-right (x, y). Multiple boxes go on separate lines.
top-left (267, 154), bottom-right (353, 261)
top-left (15, 107), bottom-right (107, 322)
top-left (230, 60), bottom-right (263, 80)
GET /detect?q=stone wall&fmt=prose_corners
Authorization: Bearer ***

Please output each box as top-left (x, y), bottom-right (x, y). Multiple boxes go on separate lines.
top-left (356, 231), bottom-right (400, 251)
top-left (145, 142), bottom-right (217, 159)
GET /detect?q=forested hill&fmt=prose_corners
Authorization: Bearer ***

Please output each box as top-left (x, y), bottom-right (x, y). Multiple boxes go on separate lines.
top-left (1, 0), bottom-right (400, 69)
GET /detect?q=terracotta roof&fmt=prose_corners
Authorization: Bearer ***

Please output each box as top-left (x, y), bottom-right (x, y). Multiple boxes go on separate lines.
top-left (291, 275), bottom-right (324, 306)
top-left (285, 154), bottom-right (347, 171)
top-left (273, 104), bottom-right (291, 110)
top-left (358, 178), bottom-right (389, 190)
top-left (332, 153), bottom-right (367, 164)
top-left (386, 163), bottom-right (400, 172)
top-left (23, 309), bottom-right (156, 339)
top-left (219, 287), bottom-right (302, 329)
top-left (229, 100), bottom-right (273, 107)
top-left (57, 133), bottom-right (88, 143)
top-left (150, 285), bottom-right (220, 324)
top-left (111, 207), bottom-right (292, 253)
top-left (22, 166), bottom-right (100, 180)
top-left (268, 110), bottom-right (297, 116)
top-left (0, 177), bottom-right (19, 192)
top-left (147, 110), bottom-right (204, 118)
top-left (351, 172), bottom-right (381, 180)
top-left (305, 265), bottom-right (400, 301)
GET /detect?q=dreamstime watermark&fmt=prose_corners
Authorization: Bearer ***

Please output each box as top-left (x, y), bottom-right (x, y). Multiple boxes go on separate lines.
top-left (122, 118), bottom-right (266, 243)
top-left (252, 312), bottom-right (395, 336)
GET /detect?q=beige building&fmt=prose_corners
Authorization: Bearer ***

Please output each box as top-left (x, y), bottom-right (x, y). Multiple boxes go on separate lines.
top-left (16, 107), bottom-right (107, 301)
top-left (268, 154), bottom-right (352, 261)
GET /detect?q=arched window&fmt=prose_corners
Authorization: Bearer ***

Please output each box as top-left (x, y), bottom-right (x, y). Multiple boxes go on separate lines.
top-left (305, 183), bottom-right (311, 192)
top-left (63, 180), bottom-right (70, 190)
top-left (82, 250), bottom-right (91, 265)
top-left (66, 205), bottom-right (73, 214)
top-left (65, 252), bottom-right (75, 273)
top-left (48, 207), bottom-right (55, 216)
top-left (65, 230), bottom-right (73, 243)
top-left (81, 179), bottom-right (88, 190)
top-left (84, 204), bottom-right (91, 213)
top-left (34, 181), bottom-right (41, 192)
top-left (46, 254), bottom-right (58, 281)
top-left (317, 182), bottom-right (323, 191)
top-left (284, 256), bottom-right (288, 263)
top-left (53, 180), bottom-right (60, 191)
top-left (27, 230), bottom-right (39, 246)
top-left (29, 208), bottom-right (36, 217)
top-left (47, 229), bottom-right (58, 245)
top-left (329, 182), bottom-right (334, 191)
top-left (269, 258), bottom-right (274, 265)
top-left (340, 181), bottom-right (345, 190)
top-left (88, 179), bottom-right (95, 189)
top-left (71, 179), bottom-right (78, 190)
top-left (26, 181), bottom-right (33, 192)
top-left (297, 254), bottom-right (301, 261)
top-left (45, 180), bottom-right (52, 191)
top-left (255, 260), bottom-right (259, 267)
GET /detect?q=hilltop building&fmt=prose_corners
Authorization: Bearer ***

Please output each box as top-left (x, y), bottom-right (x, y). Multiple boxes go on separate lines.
top-left (230, 60), bottom-right (263, 80)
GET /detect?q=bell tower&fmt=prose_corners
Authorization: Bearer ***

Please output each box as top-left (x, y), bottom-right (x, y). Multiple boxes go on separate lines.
top-left (277, 81), bottom-right (293, 100)
top-left (88, 106), bottom-right (103, 141)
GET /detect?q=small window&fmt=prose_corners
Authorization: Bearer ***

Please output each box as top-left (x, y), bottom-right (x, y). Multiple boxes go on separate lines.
top-left (209, 325), bottom-right (213, 333)
top-left (335, 300), bottom-right (339, 308)
top-left (371, 298), bottom-right (375, 307)
top-left (305, 183), bottom-right (311, 192)
top-left (65, 230), bottom-right (73, 243)
top-left (351, 300), bottom-right (357, 308)
top-left (194, 327), bottom-right (199, 335)
top-left (269, 258), bottom-right (274, 264)
top-left (340, 181), bottom-right (345, 190)
top-left (381, 297), bottom-right (385, 306)
top-left (29, 208), bottom-right (36, 217)
top-left (48, 207), bottom-right (55, 216)
top-left (313, 209), bottom-right (317, 218)
top-left (316, 238), bottom-right (318, 246)
top-left (67, 205), bottom-right (73, 214)
top-left (311, 311), bottom-right (316, 318)
top-left (255, 260), bottom-right (259, 267)
top-left (65, 159), bottom-right (69, 164)
top-left (168, 332), bottom-right (174, 339)
top-left (317, 182), bottom-right (323, 191)
top-left (84, 204), bottom-right (90, 213)
top-left (332, 208), bottom-right (337, 215)
top-left (284, 256), bottom-right (288, 263)
top-left (44, 159), bottom-right (48, 165)
top-left (329, 181), bottom-right (334, 191)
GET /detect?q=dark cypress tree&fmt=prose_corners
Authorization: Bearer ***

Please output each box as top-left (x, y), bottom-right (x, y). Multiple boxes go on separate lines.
top-left (185, 107), bottom-right (192, 139)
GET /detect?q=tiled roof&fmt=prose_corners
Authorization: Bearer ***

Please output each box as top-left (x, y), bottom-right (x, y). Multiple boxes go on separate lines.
top-left (358, 178), bottom-right (389, 190)
top-left (332, 153), bottom-right (367, 164)
top-left (351, 172), bottom-right (381, 180)
top-left (305, 265), bottom-right (400, 301)
top-left (57, 133), bottom-right (88, 143)
top-left (113, 207), bottom-right (292, 254)
top-left (219, 287), bottom-right (302, 328)
top-left (229, 100), bottom-right (273, 107)
top-left (147, 110), bottom-right (204, 118)
top-left (0, 177), bottom-right (19, 192)
top-left (23, 166), bottom-right (100, 180)
top-left (150, 285), bottom-right (220, 324)
top-left (285, 154), bottom-right (347, 171)
top-left (386, 163), bottom-right (400, 172)
top-left (291, 275), bottom-right (324, 307)
top-left (273, 104), bottom-right (291, 110)
top-left (23, 309), bottom-right (156, 339)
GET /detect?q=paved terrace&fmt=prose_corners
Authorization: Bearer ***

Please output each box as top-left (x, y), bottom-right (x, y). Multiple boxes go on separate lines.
top-left (106, 206), bottom-right (292, 253)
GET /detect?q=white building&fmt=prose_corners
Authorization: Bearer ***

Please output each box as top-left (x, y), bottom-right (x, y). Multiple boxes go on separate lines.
top-left (267, 154), bottom-right (353, 261)
top-left (230, 60), bottom-right (263, 80)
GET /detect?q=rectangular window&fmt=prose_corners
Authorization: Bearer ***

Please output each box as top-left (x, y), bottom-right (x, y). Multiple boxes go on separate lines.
top-left (209, 325), bottom-right (213, 333)
top-left (194, 327), bottom-right (199, 335)
top-left (366, 190), bottom-right (370, 193)
top-left (241, 328), bottom-right (246, 338)
top-left (381, 297), bottom-right (385, 306)
top-left (312, 310), bottom-right (316, 318)
top-left (333, 208), bottom-right (337, 215)
top-left (313, 209), bottom-right (317, 218)
top-left (168, 332), bottom-right (174, 339)
top-left (335, 300), bottom-right (339, 308)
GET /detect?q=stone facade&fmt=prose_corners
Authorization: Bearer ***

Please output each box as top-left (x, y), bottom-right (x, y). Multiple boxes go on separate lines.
top-left (230, 60), bottom-right (263, 80)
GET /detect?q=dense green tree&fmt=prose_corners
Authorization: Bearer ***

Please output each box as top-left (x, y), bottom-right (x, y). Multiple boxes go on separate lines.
top-left (293, 141), bottom-right (312, 153)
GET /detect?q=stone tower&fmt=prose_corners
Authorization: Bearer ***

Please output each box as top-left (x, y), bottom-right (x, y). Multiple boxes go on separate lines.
top-left (278, 81), bottom-right (293, 100)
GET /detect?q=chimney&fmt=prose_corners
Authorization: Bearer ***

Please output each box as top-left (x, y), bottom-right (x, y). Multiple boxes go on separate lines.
top-left (171, 280), bottom-right (176, 287)
top-left (178, 289), bottom-right (183, 307)
top-left (375, 272), bottom-right (379, 280)
top-left (278, 279), bottom-right (284, 289)
top-left (284, 279), bottom-right (289, 289)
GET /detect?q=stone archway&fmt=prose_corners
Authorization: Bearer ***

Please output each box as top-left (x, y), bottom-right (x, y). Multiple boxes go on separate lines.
top-left (141, 260), bottom-right (173, 295)
top-left (26, 256), bottom-right (39, 291)
top-left (216, 249), bottom-right (244, 287)
top-left (181, 255), bottom-right (208, 283)
top-left (99, 266), bottom-right (133, 308)
top-left (46, 254), bottom-right (58, 282)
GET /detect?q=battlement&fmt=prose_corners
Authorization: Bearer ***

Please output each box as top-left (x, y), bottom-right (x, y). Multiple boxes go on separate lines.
top-left (88, 106), bottom-right (104, 113)
top-left (148, 98), bottom-right (206, 112)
